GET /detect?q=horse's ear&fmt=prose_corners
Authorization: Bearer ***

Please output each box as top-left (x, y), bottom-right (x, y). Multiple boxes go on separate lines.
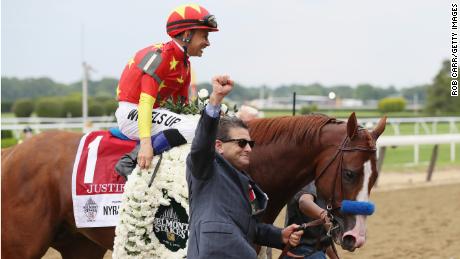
top-left (347, 112), bottom-right (358, 139)
top-left (371, 116), bottom-right (387, 140)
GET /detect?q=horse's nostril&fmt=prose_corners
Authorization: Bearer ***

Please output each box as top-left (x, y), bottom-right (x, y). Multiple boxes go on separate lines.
top-left (342, 235), bottom-right (356, 251)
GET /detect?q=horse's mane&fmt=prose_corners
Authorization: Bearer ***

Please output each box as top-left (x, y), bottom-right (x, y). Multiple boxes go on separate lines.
top-left (248, 114), bottom-right (341, 145)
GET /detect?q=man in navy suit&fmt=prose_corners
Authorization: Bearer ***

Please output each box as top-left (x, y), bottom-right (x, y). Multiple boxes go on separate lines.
top-left (186, 75), bottom-right (303, 259)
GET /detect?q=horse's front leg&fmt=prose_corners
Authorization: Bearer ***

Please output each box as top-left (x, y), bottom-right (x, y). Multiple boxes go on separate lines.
top-left (52, 226), bottom-right (108, 259)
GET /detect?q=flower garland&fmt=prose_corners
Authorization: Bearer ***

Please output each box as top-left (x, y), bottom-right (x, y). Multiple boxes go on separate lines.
top-left (113, 90), bottom-right (211, 259)
top-left (113, 144), bottom-right (192, 259)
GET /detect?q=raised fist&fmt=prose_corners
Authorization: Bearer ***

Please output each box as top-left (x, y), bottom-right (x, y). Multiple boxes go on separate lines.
top-left (209, 75), bottom-right (233, 105)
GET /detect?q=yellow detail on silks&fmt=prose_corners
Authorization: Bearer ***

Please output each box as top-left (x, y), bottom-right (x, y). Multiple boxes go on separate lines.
top-left (190, 67), bottom-right (197, 101)
top-left (152, 43), bottom-right (163, 49)
top-left (169, 56), bottom-right (179, 71)
top-left (138, 93), bottom-right (155, 138)
top-left (128, 57), bottom-right (135, 69)
top-left (173, 4), bottom-right (201, 18)
top-left (188, 4), bottom-right (202, 13)
top-left (176, 76), bottom-right (184, 84)
top-left (116, 85), bottom-right (121, 97)
top-left (159, 80), bottom-right (167, 90)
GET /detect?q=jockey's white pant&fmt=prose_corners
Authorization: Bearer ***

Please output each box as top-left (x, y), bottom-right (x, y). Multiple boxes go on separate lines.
top-left (115, 102), bottom-right (198, 143)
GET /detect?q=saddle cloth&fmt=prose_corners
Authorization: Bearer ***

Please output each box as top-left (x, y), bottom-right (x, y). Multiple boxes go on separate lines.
top-left (72, 130), bottom-right (136, 227)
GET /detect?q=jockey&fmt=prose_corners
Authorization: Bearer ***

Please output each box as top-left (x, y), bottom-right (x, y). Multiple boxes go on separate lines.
top-left (115, 4), bottom-right (219, 176)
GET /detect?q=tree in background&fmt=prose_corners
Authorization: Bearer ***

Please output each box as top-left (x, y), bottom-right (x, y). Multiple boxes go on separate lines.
top-left (2, 101), bottom-right (14, 113)
top-left (196, 82), bottom-right (260, 102)
top-left (401, 85), bottom-right (428, 104)
top-left (68, 78), bottom-right (118, 97)
top-left (355, 84), bottom-right (398, 101)
top-left (354, 84), bottom-right (377, 101)
top-left (274, 83), bottom-right (326, 96)
top-left (1, 77), bottom-right (119, 105)
top-left (426, 60), bottom-right (460, 115)
top-left (328, 85), bottom-right (354, 98)
top-left (1, 77), bottom-right (69, 101)
top-left (6, 74), bottom-right (454, 114)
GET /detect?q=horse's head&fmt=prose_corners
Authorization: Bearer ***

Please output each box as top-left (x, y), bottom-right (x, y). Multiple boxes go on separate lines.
top-left (314, 112), bottom-right (386, 252)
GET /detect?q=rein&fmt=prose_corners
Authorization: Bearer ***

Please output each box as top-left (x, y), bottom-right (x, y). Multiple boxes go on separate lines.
top-left (278, 215), bottom-right (341, 259)
top-left (148, 153), bottom-right (163, 187)
top-left (278, 218), bottom-right (325, 259)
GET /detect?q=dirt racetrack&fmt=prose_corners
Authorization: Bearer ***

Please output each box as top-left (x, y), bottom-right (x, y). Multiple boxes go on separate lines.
top-left (43, 170), bottom-right (460, 258)
top-left (271, 169), bottom-right (460, 259)
top-left (337, 183), bottom-right (460, 259)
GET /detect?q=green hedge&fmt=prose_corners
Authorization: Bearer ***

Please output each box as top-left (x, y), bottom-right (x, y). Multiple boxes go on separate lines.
top-left (1, 138), bottom-right (18, 148)
top-left (300, 104), bottom-right (318, 115)
top-left (104, 99), bottom-right (118, 115)
top-left (89, 103), bottom-right (105, 116)
top-left (1, 130), bottom-right (14, 139)
top-left (62, 98), bottom-right (82, 117)
top-left (29, 94), bottom-right (118, 117)
top-left (35, 98), bottom-right (64, 117)
top-left (378, 97), bottom-right (407, 113)
top-left (12, 98), bottom-right (34, 117)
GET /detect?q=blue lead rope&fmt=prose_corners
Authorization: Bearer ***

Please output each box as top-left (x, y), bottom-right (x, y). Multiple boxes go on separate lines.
top-left (340, 200), bottom-right (375, 215)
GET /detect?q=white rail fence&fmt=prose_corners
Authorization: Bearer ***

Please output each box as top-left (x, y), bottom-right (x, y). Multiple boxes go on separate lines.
top-left (377, 134), bottom-right (460, 163)
top-left (359, 117), bottom-right (459, 135)
top-left (1, 116), bottom-right (117, 137)
top-left (1, 116), bottom-right (115, 124)
top-left (376, 134), bottom-right (460, 181)
top-left (2, 116), bottom-right (459, 132)
top-left (2, 116), bottom-right (459, 170)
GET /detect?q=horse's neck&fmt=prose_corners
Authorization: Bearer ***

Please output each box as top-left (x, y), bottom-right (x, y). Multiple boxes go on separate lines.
top-left (249, 142), bottom-right (320, 223)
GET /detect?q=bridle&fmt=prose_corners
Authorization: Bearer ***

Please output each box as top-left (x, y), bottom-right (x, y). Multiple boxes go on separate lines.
top-left (314, 130), bottom-right (377, 243)
top-left (279, 129), bottom-right (377, 259)
top-left (315, 130), bottom-right (377, 210)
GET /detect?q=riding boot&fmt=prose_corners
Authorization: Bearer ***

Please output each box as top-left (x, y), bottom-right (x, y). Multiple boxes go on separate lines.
top-left (115, 129), bottom-right (187, 179)
top-left (115, 144), bottom-right (140, 179)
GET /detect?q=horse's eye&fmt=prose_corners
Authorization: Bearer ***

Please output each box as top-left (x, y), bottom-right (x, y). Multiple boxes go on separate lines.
top-left (343, 170), bottom-right (356, 182)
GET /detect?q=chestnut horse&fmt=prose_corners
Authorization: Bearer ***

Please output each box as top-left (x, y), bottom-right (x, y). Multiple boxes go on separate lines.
top-left (1, 112), bottom-right (385, 258)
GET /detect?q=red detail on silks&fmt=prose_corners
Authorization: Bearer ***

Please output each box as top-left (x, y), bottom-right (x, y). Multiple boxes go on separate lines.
top-left (117, 41), bottom-right (191, 108)
top-left (166, 5), bottom-right (218, 37)
top-left (248, 185), bottom-right (256, 202)
top-left (75, 131), bottom-right (136, 196)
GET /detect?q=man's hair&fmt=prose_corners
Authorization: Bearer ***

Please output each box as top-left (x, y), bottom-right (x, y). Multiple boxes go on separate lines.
top-left (217, 116), bottom-right (248, 140)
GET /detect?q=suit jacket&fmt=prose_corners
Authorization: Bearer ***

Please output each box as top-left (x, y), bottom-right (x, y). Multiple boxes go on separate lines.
top-left (186, 111), bottom-right (284, 259)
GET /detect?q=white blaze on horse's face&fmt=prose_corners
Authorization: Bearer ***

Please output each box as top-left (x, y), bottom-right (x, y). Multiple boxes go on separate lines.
top-left (343, 159), bottom-right (372, 249)
top-left (357, 160), bottom-right (372, 202)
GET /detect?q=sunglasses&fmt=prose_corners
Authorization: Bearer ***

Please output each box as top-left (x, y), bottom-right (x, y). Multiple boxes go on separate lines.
top-left (220, 138), bottom-right (255, 148)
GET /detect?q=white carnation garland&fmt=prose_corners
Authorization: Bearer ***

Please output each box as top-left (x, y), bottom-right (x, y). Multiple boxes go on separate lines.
top-left (112, 88), bottom-right (211, 259)
top-left (113, 144), bottom-right (191, 259)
